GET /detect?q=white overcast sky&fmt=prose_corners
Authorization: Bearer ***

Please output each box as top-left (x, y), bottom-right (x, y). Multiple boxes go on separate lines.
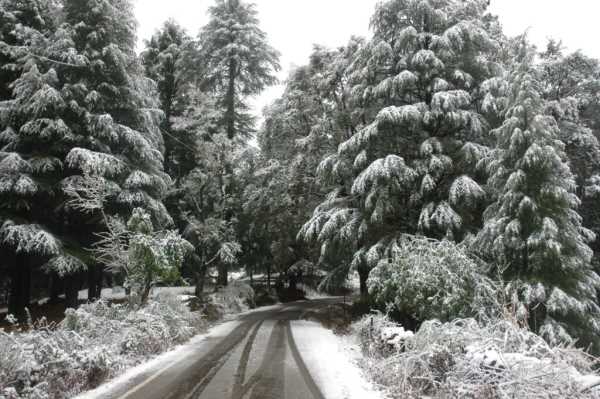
top-left (134, 0), bottom-right (600, 118)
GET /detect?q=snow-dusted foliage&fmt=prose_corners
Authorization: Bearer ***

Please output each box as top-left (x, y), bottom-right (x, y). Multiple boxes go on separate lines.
top-left (355, 313), bottom-right (600, 399)
top-left (209, 281), bottom-right (255, 315)
top-left (197, 0), bottom-right (280, 138)
top-left (0, 0), bottom-right (171, 315)
top-left (95, 207), bottom-right (193, 304)
top-left (475, 51), bottom-right (600, 347)
top-left (300, 0), bottom-right (501, 294)
top-left (368, 235), bottom-right (500, 322)
top-left (0, 294), bottom-right (206, 399)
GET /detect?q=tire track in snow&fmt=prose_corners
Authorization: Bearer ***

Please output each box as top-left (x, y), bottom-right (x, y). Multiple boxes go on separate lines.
top-left (286, 322), bottom-right (325, 399)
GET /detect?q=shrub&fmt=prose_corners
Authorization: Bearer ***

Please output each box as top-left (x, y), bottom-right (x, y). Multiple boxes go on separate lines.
top-left (368, 235), bottom-right (501, 322)
top-left (354, 313), bottom-right (600, 398)
top-left (209, 281), bottom-right (255, 315)
top-left (0, 293), bottom-right (206, 399)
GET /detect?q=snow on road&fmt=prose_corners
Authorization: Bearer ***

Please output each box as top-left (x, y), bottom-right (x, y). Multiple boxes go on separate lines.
top-left (291, 320), bottom-right (384, 399)
top-left (75, 320), bottom-right (242, 399)
top-left (76, 301), bottom-right (384, 399)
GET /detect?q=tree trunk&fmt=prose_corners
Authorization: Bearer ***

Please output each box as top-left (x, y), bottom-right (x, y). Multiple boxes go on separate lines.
top-left (95, 266), bottom-right (104, 298)
top-left (140, 272), bottom-right (153, 305)
top-left (226, 57), bottom-right (237, 139)
top-left (194, 263), bottom-right (208, 298)
top-left (358, 267), bottom-right (369, 298)
top-left (65, 273), bottom-right (80, 309)
top-left (85, 264), bottom-right (104, 301)
top-left (49, 273), bottom-right (62, 304)
top-left (8, 256), bottom-right (31, 320)
top-left (141, 284), bottom-right (151, 305)
top-left (289, 273), bottom-right (297, 291)
top-left (266, 264), bottom-right (271, 292)
top-left (87, 264), bottom-right (99, 301)
top-left (217, 263), bottom-right (228, 287)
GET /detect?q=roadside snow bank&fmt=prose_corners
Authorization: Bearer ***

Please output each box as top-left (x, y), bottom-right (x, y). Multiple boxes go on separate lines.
top-left (0, 293), bottom-right (206, 399)
top-left (354, 314), bottom-right (600, 398)
top-left (75, 320), bottom-right (242, 399)
top-left (290, 320), bottom-right (384, 399)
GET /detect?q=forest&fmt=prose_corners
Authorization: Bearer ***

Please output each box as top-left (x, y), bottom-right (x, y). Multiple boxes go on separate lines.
top-left (2, 0), bottom-right (600, 398)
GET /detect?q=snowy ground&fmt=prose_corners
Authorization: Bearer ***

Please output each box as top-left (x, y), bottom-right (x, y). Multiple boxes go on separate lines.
top-left (290, 320), bottom-right (383, 399)
top-left (76, 301), bottom-right (383, 399)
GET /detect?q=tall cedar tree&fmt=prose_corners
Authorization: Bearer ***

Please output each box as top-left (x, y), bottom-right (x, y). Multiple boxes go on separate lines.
top-left (476, 52), bottom-right (600, 347)
top-left (300, 0), bottom-right (500, 295)
top-left (197, 0), bottom-right (280, 139)
top-left (249, 42), bottom-right (361, 290)
top-left (141, 20), bottom-right (196, 181)
top-left (0, 0), bottom-right (169, 315)
top-left (0, 0), bottom-right (61, 317)
top-left (538, 42), bottom-right (600, 261)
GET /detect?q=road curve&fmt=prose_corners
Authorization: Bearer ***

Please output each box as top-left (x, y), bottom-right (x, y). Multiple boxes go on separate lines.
top-left (102, 298), bottom-right (344, 399)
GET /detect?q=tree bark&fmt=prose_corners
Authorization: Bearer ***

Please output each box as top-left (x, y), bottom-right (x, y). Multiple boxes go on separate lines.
top-left (87, 264), bottom-right (99, 301)
top-left (49, 272), bottom-right (62, 304)
top-left (226, 57), bottom-right (237, 139)
top-left (65, 273), bottom-right (80, 309)
top-left (8, 255), bottom-right (31, 320)
top-left (217, 263), bottom-right (228, 287)
top-left (86, 264), bottom-right (104, 301)
top-left (266, 264), bottom-right (271, 292)
top-left (194, 263), bottom-right (208, 298)
top-left (358, 267), bottom-right (369, 298)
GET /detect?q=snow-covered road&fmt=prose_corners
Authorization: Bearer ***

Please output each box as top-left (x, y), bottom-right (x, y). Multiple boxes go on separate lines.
top-left (77, 298), bottom-right (382, 399)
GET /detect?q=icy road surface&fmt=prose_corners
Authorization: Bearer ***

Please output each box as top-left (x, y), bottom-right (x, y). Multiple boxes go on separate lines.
top-left (78, 298), bottom-right (381, 399)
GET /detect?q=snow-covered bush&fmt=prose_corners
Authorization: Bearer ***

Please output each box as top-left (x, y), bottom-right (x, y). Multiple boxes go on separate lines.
top-left (368, 235), bottom-right (501, 322)
top-left (356, 312), bottom-right (414, 358)
top-left (0, 294), bottom-right (206, 399)
top-left (355, 313), bottom-right (600, 398)
top-left (209, 281), bottom-right (255, 315)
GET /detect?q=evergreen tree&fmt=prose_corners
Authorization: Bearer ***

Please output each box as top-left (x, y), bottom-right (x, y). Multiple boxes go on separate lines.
top-left (253, 42), bottom-right (361, 291)
top-left (141, 20), bottom-right (195, 181)
top-left (538, 42), bottom-right (600, 262)
top-left (197, 0), bottom-right (280, 139)
top-left (300, 0), bottom-right (500, 294)
top-left (0, 0), bottom-right (170, 314)
top-left (476, 51), bottom-right (600, 347)
top-left (0, 0), bottom-right (58, 101)
top-left (0, 0), bottom-right (65, 316)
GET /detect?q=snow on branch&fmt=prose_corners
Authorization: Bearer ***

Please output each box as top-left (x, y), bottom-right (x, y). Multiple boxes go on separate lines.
top-left (66, 148), bottom-right (125, 176)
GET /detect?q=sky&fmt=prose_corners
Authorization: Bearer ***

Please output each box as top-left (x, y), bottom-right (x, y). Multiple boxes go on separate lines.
top-left (134, 0), bottom-right (600, 118)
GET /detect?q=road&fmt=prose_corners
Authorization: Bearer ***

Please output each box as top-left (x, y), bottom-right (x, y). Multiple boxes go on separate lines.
top-left (99, 298), bottom-right (348, 399)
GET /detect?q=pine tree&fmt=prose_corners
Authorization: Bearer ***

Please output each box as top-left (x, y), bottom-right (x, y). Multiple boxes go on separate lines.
top-left (141, 20), bottom-right (195, 181)
top-left (0, 0), bottom-right (170, 314)
top-left (476, 51), bottom-right (600, 347)
top-left (0, 0), bottom-right (58, 101)
top-left (197, 0), bottom-right (280, 139)
top-left (253, 42), bottom-right (361, 291)
top-left (0, 0), bottom-right (65, 317)
top-left (538, 42), bottom-right (600, 263)
top-left (300, 0), bottom-right (500, 294)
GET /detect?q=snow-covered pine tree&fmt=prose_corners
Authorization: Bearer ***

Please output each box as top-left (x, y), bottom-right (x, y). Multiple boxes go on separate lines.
top-left (197, 0), bottom-right (280, 139)
top-left (300, 0), bottom-right (500, 295)
top-left (252, 41), bottom-right (362, 291)
top-left (60, 0), bottom-right (172, 298)
top-left (178, 130), bottom-right (243, 291)
top-left (142, 20), bottom-right (195, 181)
top-left (0, 0), bottom-right (59, 101)
top-left (476, 49), bottom-right (600, 347)
top-left (538, 42), bottom-right (600, 263)
top-left (0, 0), bottom-right (171, 312)
top-left (0, 0), bottom-right (67, 316)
